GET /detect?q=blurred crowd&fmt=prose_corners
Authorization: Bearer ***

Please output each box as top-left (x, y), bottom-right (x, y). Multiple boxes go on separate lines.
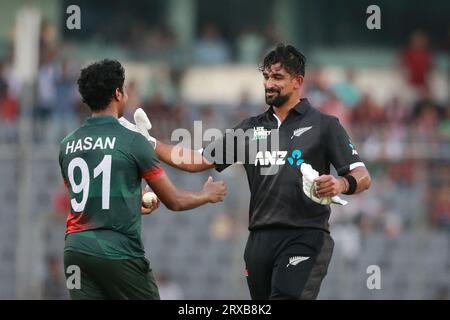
top-left (0, 21), bottom-right (449, 298)
top-left (1, 23), bottom-right (449, 230)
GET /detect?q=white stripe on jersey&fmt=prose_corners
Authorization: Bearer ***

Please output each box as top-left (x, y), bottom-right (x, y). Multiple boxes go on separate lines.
top-left (349, 162), bottom-right (365, 171)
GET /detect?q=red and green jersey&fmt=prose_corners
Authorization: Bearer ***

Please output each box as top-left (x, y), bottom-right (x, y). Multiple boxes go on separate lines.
top-left (58, 115), bottom-right (164, 259)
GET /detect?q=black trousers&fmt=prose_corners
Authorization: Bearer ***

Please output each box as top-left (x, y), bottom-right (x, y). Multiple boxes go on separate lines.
top-left (244, 227), bottom-right (334, 300)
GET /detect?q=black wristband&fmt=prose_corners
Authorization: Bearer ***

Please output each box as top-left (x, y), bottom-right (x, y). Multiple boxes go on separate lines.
top-left (343, 175), bottom-right (357, 195)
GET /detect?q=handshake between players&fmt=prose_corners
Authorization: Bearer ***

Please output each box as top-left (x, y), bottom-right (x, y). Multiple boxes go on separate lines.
top-left (121, 108), bottom-right (348, 208)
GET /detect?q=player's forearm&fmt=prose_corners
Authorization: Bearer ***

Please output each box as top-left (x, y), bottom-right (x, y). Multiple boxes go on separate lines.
top-left (343, 166), bottom-right (371, 194)
top-left (170, 190), bottom-right (210, 211)
top-left (155, 141), bottom-right (213, 172)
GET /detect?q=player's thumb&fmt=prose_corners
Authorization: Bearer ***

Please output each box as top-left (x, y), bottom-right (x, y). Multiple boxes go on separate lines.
top-left (207, 176), bottom-right (213, 183)
top-left (314, 175), bottom-right (324, 183)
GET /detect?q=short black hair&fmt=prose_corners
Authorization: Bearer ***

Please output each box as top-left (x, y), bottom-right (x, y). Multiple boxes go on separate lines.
top-left (259, 44), bottom-right (306, 76)
top-left (77, 59), bottom-right (125, 111)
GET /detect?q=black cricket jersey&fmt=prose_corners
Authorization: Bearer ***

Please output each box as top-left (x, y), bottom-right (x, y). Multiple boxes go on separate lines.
top-left (203, 98), bottom-right (365, 232)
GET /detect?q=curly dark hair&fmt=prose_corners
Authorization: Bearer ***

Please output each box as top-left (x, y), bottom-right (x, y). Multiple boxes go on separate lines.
top-left (259, 44), bottom-right (306, 77)
top-left (77, 59), bottom-right (125, 111)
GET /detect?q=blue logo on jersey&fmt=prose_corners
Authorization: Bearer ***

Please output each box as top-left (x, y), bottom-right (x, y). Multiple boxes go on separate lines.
top-left (349, 142), bottom-right (358, 155)
top-left (287, 149), bottom-right (304, 166)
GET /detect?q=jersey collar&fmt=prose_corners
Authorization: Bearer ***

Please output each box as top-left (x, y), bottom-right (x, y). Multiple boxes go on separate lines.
top-left (292, 98), bottom-right (311, 114)
top-left (84, 115), bottom-right (119, 125)
top-left (266, 98), bottom-right (311, 117)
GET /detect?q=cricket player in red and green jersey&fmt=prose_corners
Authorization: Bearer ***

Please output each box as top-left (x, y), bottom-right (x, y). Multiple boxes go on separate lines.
top-left (59, 59), bottom-right (226, 299)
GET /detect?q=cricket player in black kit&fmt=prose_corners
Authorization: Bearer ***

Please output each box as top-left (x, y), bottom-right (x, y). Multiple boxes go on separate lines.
top-left (121, 44), bottom-right (372, 299)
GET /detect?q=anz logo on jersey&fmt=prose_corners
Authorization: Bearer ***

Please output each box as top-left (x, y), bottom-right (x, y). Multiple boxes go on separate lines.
top-left (254, 149), bottom-right (304, 167)
top-left (349, 142), bottom-right (358, 155)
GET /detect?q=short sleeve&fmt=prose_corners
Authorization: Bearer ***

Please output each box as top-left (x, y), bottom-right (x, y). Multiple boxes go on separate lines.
top-left (130, 134), bottom-right (165, 180)
top-left (326, 118), bottom-right (364, 176)
top-left (203, 120), bottom-right (248, 172)
top-left (58, 146), bottom-right (69, 188)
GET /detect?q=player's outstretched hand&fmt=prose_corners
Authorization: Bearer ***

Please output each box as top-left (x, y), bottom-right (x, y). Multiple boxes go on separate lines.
top-left (202, 176), bottom-right (226, 203)
top-left (119, 108), bottom-right (157, 149)
top-left (141, 187), bottom-right (160, 215)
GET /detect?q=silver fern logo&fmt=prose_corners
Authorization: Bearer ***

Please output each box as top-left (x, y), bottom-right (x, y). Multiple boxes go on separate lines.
top-left (291, 126), bottom-right (312, 139)
top-left (286, 256), bottom-right (309, 267)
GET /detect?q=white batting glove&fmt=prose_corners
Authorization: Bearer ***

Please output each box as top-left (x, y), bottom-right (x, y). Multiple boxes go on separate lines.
top-left (119, 108), bottom-right (157, 149)
top-left (300, 163), bottom-right (348, 206)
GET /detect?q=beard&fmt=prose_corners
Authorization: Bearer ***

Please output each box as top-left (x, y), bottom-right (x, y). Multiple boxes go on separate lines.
top-left (265, 90), bottom-right (290, 107)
